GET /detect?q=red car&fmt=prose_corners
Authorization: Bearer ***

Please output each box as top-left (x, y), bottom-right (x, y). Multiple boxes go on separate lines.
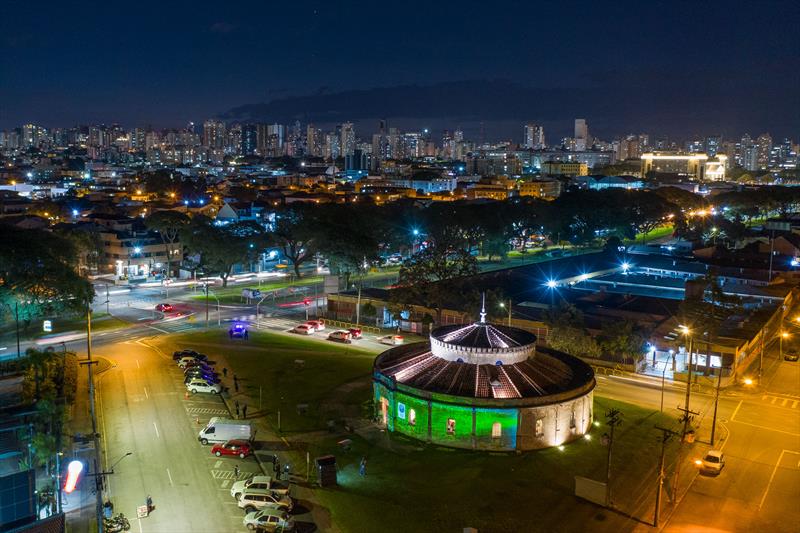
top-left (155, 303), bottom-right (174, 312)
top-left (211, 439), bottom-right (252, 458)
top-left (348, 327), bottom-right (362, 339)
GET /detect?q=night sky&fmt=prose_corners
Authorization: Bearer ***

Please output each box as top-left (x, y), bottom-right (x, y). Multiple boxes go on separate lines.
top-left (1, 0), bottom-right (798, 138)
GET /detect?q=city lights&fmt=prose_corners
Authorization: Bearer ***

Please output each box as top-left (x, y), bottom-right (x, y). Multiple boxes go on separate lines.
top-left (546, 280), bottom-right (557, 289)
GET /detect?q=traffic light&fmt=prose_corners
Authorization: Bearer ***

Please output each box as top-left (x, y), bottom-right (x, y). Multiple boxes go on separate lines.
top-left (64, 460), bottom-right (84, 493)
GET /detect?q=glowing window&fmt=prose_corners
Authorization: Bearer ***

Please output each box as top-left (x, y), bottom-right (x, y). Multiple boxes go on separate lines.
top-left (446, 418), bottom-right (456, 435)
top-left (491, 422), bottom-right (501, 439)
top-left (409, 409), bottom-right (416, 426)
top-left (535, 418), bottom-right (544, 437)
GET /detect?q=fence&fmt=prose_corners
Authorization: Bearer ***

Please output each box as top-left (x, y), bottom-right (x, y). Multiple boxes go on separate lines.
top-left (323, 318), bottom-right (382, 335)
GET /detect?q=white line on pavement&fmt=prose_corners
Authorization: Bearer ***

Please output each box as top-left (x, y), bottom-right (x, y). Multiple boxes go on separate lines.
top-left (730, 400), bottom-right (743, 421)
top-left (136, 359), bottom-right (140, 369)
top-left (729, 419), bottom-right (800, 436)
top-left (221, 480), bottom-right (230, 488)
top-left (153, 422), bottom-right (160, 438)
top-left (138, 518), bottom-right (143, 533)
top-left (147, 325), bottom-right (169, 334)
top-left (214, 460), bottom-right (222, 469)
top-left (759, 449), bottom-right (800, 509)
top-left (143, 387), bottom-right (149, 399)
top-left (166, 468), bottom-right (173, 486)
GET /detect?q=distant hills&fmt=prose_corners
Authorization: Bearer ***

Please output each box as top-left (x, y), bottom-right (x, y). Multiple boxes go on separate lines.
top-left (220, 79), bottom-right (798, 140)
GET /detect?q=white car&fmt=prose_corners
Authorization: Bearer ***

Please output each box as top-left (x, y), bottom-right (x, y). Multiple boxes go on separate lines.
top-left (293, 324), bottom-right (314, 335)
top-left (379, 334), bottom-right (404, 346)
top-left (237, 488), bottom-right (293, 513)
top-left (177, 356), bottom-right (201, 368)
top-left (186, 379), bottom-right (221, 394)
top-left (328, 330), bottom-right (352, 343)
top-left (243, 509), bottom-right (295, 532)
top-left (231, 476), bottom-right (290, 499)
top-left (697, 450), bottom-right (725, 473)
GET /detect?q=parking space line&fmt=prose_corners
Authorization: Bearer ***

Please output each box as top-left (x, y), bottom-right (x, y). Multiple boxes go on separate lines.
top-left (153, 422), bottom-right (160, 438)
top-left (166, 468), bottom-right (173, 486)
top-left (729, 419), bottom-right (800, 436)
top-left (759, 450), bottom-right (800, 510)
top-left (221, 480), bottom-right (230, 489)
top-left (214, 460), bottom-right (222, 469)
top-left (730, 400), bottom-right (743, 421)
top-left (143, 387), bottom-right (148, 399)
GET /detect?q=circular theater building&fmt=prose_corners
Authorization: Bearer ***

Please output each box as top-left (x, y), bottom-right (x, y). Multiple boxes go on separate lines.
top-left (373, 315), bottom-right (596, 451)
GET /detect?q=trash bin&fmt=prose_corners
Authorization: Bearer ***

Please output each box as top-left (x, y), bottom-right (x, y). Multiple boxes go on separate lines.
top-left (316, 455), bottom-right (337, 487)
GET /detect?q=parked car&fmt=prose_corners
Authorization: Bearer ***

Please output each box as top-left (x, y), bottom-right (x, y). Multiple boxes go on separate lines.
top-left (379, 334), bottom-right (404, 346)
top-left (155, 303), bottom-right (174, 312)
top-left (211, 439), bottom-right (252, 458)
top-left (179, 357), bottom-right (213, 369)
top-left (242, 509), bottom-right (295, 532)
top-left (231, 476), bottom-right (290, 499)
top-left (292, 324), bottom-right (314, 335)
top-left (186, 379), bottom-right (221, 394)
top-left (172, 349), bottom-right (207, 361)
top-left (327, 330), bottom-right (352, 343)
top-left (184, 366), bottom-right (217, 377)
top-left (237, 488), bottom-right (293, 513)
top-left (696, 450), bottom-right (725, 473)
top-left (348, 327), bottom-right (362, 339)
top-left (784, 350), bottom-right (799, 362)
top-left (184, 373), bottom-right (219, 385)
top-left (305, 319), bottom-right (325, 331)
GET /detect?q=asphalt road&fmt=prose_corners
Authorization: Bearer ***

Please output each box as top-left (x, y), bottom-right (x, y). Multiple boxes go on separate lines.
top-left (665, 351), bottom-right (800, 533)
top-left (94, 339), bottom-right (263, 532)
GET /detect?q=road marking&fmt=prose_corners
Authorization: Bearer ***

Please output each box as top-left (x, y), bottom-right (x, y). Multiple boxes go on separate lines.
top-left (138, 518), bottom-right (143, 533)
top-left (221, 480), bottom-right (230, 488)
top-left (153, 422), bottom-right (160, 438)
top-left (730, 400), bottom-right (743, 421)
top-left (759, 450), bottom-right (800, 510)
top-left (771, 396), bottom-right (778, 404)
top-left (729, 419), bottom-right (800, 436)
top-left (166, 468), bottom-right (173, 486)
top-left (143, 387), bottom-right (149, 399)
top-left (781, 398), bottom-right (788, 407)
top-left (136, 359), bottom-right (140, 369)
top-left (146, 325), bottom-right (169, 334)
top-left (214, 460), bottom-right (222, 469)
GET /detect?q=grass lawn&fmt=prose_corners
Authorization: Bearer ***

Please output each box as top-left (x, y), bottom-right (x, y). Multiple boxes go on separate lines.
top-left (303, 396), bottom-right (679, 533)
top-left (627, 225), bottom-right (674, 244)
top-left (158, 329), bottom-right (378, 432)
top-left (155, 331), bottom-right (682, 532)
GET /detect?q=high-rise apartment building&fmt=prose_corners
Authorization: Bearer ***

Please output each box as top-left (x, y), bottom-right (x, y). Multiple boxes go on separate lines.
top-left (306, 125), bottom-right (321, 157)
top-left (241, 124), bottom-right (258, 155)
top-left (523, 123), bottom-right (545, 149)
top-left (574, 119), bottom-right (588, 151)
top-left (756, 133), bottom-right (773, 169)
top-left (340, 122), bottom-right (356, 157)
top-left (203, 120), bottom-right (226, 150)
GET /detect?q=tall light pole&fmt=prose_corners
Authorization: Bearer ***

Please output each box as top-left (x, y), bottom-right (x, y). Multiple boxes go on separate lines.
top-left (256, 293), bottom-right (269, 328)
top-left (680, 325), bottom-right (694, 438)
top-left (498, 300), bottom-right (511, 326)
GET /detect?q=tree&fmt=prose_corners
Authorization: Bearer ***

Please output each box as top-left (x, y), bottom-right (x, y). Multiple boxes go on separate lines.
top-left (0, 227), bottom-right (94, 328)
top-left (271, 205), bottom-right (317, 278)
top-left (542, 302), bottom-right (601, 358)
top-left (391, 245), bottom-right (478, 325)
top-left (180, 217), bottom-right (263, 286)
top-left (145, 210), bottom-right (190, 278)
top-left (598, 320), bottom-right (647, 364)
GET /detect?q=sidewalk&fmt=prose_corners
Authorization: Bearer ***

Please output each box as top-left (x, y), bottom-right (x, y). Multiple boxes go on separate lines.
top-left (63, 356), bottom-right (112, 533)
top-left (213, 354), bottom-right (338, 533)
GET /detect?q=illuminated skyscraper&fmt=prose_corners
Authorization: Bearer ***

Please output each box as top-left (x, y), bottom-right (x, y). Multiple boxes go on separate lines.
top-left (574, 119), bottom-right (588, 151)
top-left (523, 123), bottom-right (545, 149)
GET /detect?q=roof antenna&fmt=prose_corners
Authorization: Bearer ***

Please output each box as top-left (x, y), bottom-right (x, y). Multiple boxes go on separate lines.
top-left (479, 292), bottom-right (486, 324)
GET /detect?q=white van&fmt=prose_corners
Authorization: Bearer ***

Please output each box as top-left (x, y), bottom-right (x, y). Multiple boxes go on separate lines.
top-left (199, 417), bottom-right (253, 445)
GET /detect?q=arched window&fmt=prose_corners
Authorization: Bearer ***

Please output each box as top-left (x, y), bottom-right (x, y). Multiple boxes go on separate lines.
top-left (495, 360), bottom-right (503, 366)
top-left (456, 358), bottom-right (464, 363)
top-left (491, 422), bottom-right (501, 439)
top-left (408, 409), bottom-right (416, 426)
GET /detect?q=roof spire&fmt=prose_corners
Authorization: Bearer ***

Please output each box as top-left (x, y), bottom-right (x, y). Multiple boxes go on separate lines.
top-left (479, 292), bottom-right (486, 323)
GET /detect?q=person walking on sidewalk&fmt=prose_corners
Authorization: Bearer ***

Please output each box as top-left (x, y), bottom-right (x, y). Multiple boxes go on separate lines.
top-left (222, 367), bottom-right (228, 377)
top-left (235, 400), bottom-right (240, 418)
top-left (234, 465), bottom-right (240, 479)
top-left (359, 457), bottom-right (367, 476)
top-left (273, 458), bottom-right (281, 480)
top-left (234, 375), bottom-right (239, 392)
top-left (242, 404), bottom-right (248, 418)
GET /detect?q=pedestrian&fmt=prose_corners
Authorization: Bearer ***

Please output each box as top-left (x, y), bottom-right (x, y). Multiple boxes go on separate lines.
top-left (273, 458), bottom-right (281, 480)
top-left (242, 404), bottom-right (248, 418)
top-left (244, 330), bottom-right (249, 340)
top-left (235, 400), bottom-right (240, 417)
top-left (233, 464), bottom-right (240, 478)
top-left (359, 457), bottom-right (367, 476)
top-left (222, 367), bottom-right (228, 377)
top-left (234, 375), bottom-right (239, 392)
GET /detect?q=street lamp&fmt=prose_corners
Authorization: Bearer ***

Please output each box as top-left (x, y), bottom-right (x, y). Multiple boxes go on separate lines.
top-left (780, 331), bottom-right (790, 360)
top-left (498, 300), bottom-right (512, 326)
top-left (679, 325), bottom-right (694, 438)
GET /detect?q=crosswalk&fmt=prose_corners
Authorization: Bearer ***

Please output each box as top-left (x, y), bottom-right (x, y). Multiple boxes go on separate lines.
top-left (762, 394), bottom-right (800, 408)
top-left (187, 407), bottom-right (229, 416)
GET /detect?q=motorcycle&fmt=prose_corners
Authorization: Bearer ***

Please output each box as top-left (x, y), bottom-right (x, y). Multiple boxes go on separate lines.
top-left (103, 513), bottom-right (130, 532)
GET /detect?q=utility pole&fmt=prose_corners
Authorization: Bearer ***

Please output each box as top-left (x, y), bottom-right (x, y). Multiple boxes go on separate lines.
top-left (682, 335), bottom-right (694, 438)
top-left (604, 408), bottom-right (623, 506)
top-left (653, 426), bottom-right (678, 527)
top-left (105, 284), bottom-right (110, 315)
top-left (710, 364), bottom-right (724, 446)
top-left (673, 405), bottom-right (699, 503)
top-left (205, 283), bottom-right (209, 327)
top-left (15, 301), bottom-right (21, 359)
top-left (80, 307), bottom-right (103, 532)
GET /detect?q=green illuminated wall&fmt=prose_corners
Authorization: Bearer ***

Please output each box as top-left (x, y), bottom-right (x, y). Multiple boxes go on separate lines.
top-left (474, 407), bottom-right (518, 450)
top-left (430, 403), bottom-right (475, 448)
top-left (392, 392), bottom-right (430, 440)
